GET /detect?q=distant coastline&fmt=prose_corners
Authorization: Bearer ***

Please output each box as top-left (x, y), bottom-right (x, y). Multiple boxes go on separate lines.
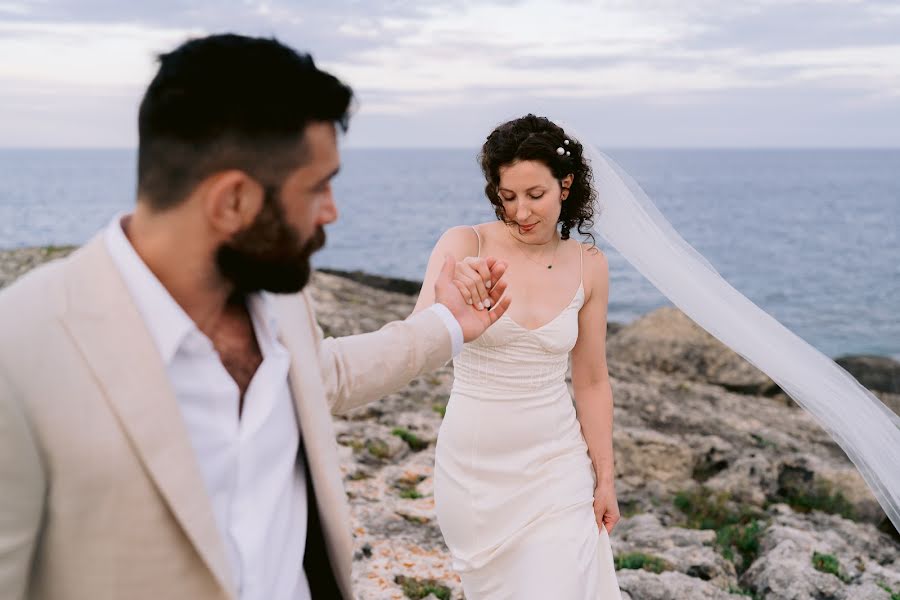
top-left (1, 244), bottom-right (898, 367)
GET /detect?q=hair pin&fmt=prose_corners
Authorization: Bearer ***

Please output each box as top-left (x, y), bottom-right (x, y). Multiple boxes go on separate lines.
top-left (556, 147), bottom-right (565, 155)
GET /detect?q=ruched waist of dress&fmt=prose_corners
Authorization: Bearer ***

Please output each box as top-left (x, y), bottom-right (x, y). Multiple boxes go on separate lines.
top-left (451, 348), bottom-right (570, 395)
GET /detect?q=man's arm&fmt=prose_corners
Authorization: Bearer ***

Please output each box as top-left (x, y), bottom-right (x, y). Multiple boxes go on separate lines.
top-left (307, 290), bottom-right (456, 415)
top-left (0, 369), bottom-right (46, 600)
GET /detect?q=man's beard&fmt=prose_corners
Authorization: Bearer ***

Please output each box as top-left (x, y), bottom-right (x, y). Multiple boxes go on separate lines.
top-left (215, 187), bottom-right (326, 295)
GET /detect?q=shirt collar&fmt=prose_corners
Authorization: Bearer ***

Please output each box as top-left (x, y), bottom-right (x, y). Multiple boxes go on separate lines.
top-left (104, 212), bottom-right (285, 363)
top-left (104, 212), bottom-right (197, 364)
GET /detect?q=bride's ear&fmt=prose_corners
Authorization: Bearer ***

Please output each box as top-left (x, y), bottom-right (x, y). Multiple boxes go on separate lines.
top-left (561, 173), bottom-right (574, 200)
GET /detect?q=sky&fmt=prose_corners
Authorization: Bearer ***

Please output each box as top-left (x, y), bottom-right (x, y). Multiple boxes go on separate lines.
top-left (1, 0), bottom-right (899, 148)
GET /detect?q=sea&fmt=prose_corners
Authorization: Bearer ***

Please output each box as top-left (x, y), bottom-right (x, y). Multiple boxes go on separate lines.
top-left (1, 147), bottom-right (897, 360)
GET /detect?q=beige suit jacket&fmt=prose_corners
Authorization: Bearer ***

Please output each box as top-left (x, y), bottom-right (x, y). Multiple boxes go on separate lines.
top-left (0, 234), bottom-right (452, 599)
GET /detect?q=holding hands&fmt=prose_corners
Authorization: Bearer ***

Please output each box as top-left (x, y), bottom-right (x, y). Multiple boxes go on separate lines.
top-left (452, 256), bottom-right (498, 311)
top-left (434, 255), bottom-right (511, 342)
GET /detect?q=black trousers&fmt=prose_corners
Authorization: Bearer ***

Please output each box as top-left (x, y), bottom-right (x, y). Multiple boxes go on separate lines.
top-left (301, 450), bottom-right (346, 600)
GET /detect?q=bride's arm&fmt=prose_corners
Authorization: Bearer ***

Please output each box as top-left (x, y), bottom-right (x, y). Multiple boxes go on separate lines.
top-left (570, 246), bottom-right (616, 489)
top-left (410, 226), bottom-right (480, 316)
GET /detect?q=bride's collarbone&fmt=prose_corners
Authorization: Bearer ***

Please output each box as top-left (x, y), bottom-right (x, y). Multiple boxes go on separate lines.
top-left (496, 267), bottom-right (582, 329)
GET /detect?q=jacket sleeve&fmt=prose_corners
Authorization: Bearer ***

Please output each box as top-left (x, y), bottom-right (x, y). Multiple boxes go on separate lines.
top-left (302, 290), bottom-right (453, 415)
top-left (0, 368), bottom-right (46, 600)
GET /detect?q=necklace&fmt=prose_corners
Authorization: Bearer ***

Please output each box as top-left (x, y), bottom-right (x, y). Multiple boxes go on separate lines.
top-left (507, 226), bottom-right (561, 270)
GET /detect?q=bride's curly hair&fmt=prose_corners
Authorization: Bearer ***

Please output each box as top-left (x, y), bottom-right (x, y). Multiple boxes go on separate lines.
top-left (479, 114), bottom-right (597, 243)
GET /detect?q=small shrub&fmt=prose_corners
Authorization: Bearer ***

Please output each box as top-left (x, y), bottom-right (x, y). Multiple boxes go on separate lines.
top-left (876, 581), bottom-right (900, 600)
top-left (614, 552), bottom-right (671, 573)
top-left (812, 551), bottom-right (852, 584)
top-left (395, 575), bottom-right (452, 600)
top-left (366, 439), bottom-right (392, 459)
top-left (392, 428), bottom-right (429, 451)
top-left (673, 486), bottom-right (768, 574)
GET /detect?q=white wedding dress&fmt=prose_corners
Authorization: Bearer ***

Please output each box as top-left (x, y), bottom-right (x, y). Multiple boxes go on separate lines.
top-left (434, 228), bottom-right (623, 599)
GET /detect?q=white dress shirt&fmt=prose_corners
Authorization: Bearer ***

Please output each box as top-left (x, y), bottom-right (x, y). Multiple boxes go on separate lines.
top-left (104, 214), bottom-right (462, 599)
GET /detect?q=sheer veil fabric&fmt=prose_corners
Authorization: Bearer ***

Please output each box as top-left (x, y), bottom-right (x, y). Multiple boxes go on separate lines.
top-left (576, 136), bottom-right (900, 533)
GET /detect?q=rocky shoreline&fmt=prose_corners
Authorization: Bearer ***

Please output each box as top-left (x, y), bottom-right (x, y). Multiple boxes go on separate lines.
top-left (2, 246), bottom-right (899, 600)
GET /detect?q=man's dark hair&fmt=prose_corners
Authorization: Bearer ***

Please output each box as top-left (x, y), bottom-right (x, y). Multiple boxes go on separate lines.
top-left (137, 33), bottom-right (353, 210)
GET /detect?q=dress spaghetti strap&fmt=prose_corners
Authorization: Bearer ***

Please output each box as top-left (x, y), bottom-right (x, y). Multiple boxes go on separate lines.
top-left (471, 225), bottom-right (482, 258)
top-left (578, 240), bottom-right (584, 288)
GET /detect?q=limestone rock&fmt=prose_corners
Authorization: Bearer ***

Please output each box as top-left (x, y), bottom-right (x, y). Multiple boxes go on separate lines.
top-left (608, 306), bottom-right (775, 394)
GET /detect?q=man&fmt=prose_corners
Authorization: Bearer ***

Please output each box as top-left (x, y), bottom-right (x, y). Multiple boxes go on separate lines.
top-left (0, 34), bottom-right (509, 599)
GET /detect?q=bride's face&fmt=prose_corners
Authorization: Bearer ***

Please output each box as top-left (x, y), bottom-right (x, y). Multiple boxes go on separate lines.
top-left (497, 160), bottom-right (572, 243)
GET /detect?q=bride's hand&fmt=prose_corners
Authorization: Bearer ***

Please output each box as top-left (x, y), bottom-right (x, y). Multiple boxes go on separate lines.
top-left (593, 483), bottom-right (621, 535)
top-left (434, 255), bottom-right (511, 342)
top-left (453, 257), bottom-right (495, 310)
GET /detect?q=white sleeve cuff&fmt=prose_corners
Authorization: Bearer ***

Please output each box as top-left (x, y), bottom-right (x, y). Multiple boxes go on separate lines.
top-left (427, 303), bottom-right (464, 358)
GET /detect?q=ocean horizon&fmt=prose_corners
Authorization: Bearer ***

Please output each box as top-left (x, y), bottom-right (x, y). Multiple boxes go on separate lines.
top-left (1, 147), bottom-right (897, 360)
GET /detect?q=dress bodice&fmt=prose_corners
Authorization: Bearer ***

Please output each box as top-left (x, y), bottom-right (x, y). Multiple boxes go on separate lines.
top-left (451, 282), bottom-right (584, 395)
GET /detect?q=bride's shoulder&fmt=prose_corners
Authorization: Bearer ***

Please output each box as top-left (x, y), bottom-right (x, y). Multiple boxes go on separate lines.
top-left (432, 224), bottom-right (481, 257)
top-left (578, 240), bottom-right (609, 296)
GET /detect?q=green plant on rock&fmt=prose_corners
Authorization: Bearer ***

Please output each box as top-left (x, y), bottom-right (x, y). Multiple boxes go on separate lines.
top-left (876, 581), bottom-right (900, 600)
top-left (775, 478), bottom-right (856, 520)
top-left (716, 521), bottom-right (763, 573)
top-left (398, 488), bottom-right (423, 500)
top-left (394, 473), bottom-right (427, 500)
top-left (338, 437), bottom-right (364, 452)
top-left (618, 498), bottom-right (643, 518)
top-left (432, 403), bottom-right (447, 417)
top-left (42, 244), bottom-right (74, 254)
top-left (673, 486), bottom-right (768, 574)
top-left (727, 584), bottom-right (762, 599)
top-left (614, 552), bottom-right (671, 573)
top-left (812, 551), bottom-right (852, 584)
top-left (773, 465), bottom-right (856, 520)
top-left (750, 433), bottom-right (776, 449)
top-left (395, 575), bottom-right (452, 600)
top-left (366, 439), bottom-right (392, 459)
top-left (392, 427), bottom-right (429, 451)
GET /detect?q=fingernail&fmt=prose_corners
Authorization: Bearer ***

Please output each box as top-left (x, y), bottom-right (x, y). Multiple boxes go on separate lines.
top-left (476, 302), bottom-right (483, 310)
top-left (467, 299), bottom-right (473, 305)
top-left (486, 281), bottom-right (492, 289)
top-left (484, 298), bottom-right (492, 308)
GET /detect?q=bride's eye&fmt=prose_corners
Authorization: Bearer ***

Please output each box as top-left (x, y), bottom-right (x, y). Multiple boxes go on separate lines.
top-left (529, 193), bottom-right (544, 200)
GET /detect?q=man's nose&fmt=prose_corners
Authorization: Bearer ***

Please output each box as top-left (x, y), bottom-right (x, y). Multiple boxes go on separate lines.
top-left (318, 191), bottom-right (338, 226)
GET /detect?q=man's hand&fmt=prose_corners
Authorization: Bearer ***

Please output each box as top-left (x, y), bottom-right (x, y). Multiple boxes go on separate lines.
top-left (434, 255), bottom-right (511, 342)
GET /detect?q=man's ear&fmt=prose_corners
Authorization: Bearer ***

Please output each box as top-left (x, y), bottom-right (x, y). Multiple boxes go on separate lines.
top-left (202, 170), bottom-right (265, 236)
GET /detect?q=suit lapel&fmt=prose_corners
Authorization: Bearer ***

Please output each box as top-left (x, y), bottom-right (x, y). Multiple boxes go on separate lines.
top-left (60, 235), bottom-right (236, 599)
top-left (270, 292), bottom-right (354, 600)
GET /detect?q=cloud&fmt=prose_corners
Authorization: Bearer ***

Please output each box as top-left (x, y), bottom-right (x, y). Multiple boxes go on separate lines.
top-left (1, 0), bottom-right (898, 146)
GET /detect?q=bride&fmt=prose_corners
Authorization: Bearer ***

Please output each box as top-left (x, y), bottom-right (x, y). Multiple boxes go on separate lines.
top-left (412, 114), bottom-right (623, 598)
top-left (411, 113), bottom-right (900, 599)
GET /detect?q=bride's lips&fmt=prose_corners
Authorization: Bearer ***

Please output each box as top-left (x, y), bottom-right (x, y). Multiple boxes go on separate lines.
top-left (518, 222), bottom-right (537, 233)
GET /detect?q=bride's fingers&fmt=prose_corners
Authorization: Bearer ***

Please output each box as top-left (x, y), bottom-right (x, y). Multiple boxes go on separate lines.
top-left (485, 257), bottom-right (508, 284)
top-left (488, 276), bottom-right (508, 301)
top-left (456, 259), bottom-right (492, 308)
top-left (486, 294), bottom-right (511, 323)
top-left (458, 273), bottom-right (488, 309)
top-left (452, 279), bottom-right (474, 306)
top-left (470, 259), bottom-right (493, 291)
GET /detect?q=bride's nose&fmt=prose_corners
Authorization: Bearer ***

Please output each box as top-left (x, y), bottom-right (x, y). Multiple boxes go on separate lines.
top-left (515, 202), bottom-right (530, 222)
